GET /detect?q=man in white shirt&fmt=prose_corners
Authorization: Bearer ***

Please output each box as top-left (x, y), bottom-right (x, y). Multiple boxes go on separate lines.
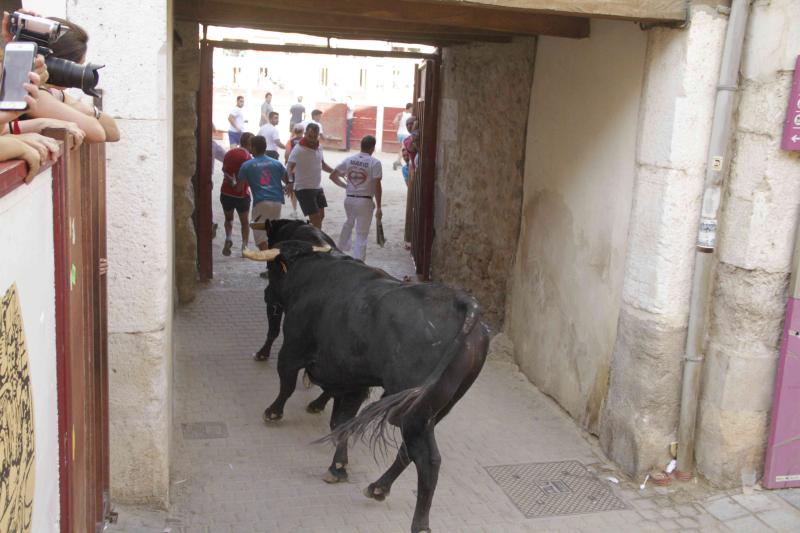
top-left (228, 95), bottom-right (245, 146)
top-left (287, 123), bottom-right (333, 229)
top-left (299, 109), bottom-right (325, 140)
top-left (345, 96), bottom-right (354, 150)
top-left (259, 92), bottom-right (273, 127)
top-left (256, 111), bottom-right (286, 159)
top-left (329, 135), bottom-right (383, 261)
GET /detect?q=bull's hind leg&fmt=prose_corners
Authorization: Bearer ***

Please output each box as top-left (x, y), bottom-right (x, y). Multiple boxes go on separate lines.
top-left (263, 348), bottom-right (304, 421)
top-left (323, 389), bottom-right (368, 483)
top-left (404, 422), bottom-right (440, 533)
top-left (364, 444), bottom-right (411, 501)
top-left (254, 301), bottom-right (282, 361)
top-left (306, 390), bottom-right (332, 413)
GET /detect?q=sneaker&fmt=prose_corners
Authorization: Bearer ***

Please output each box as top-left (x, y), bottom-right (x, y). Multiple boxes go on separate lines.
top-left (241, 244), bottom-right (248, 257)
top-left (222, 239), bottom-right (233, 256)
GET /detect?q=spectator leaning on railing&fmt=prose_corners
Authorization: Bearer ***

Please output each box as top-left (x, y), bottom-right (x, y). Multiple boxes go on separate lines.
top-left (0, 69), bottom-right (50, 181)
top-left (0, 10), bottom-right (116, 144)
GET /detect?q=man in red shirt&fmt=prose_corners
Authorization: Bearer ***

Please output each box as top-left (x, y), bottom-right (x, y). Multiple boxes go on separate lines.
top-left (220, 133), bottom-right (253, 256)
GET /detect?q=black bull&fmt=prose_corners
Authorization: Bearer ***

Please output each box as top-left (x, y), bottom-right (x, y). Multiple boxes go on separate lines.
top-left (254, 219), bottom-right (339, 413)
top-left (250, 235), bottom-right (489, 533)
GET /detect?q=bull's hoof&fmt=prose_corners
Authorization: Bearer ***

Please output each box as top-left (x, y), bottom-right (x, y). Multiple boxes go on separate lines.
top-left (253, 349), bottom-right (270, 361)
top-left (262, 409), bottom-right (283, 423)
top-left (363, 483), bottom-right (390, 501)
top-left (306, 400), bottom-right (326, 414)
top-left (323, 466), bottom-right (348, 484)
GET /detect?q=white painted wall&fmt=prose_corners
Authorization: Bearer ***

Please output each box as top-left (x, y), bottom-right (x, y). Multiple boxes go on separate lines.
top-left (0, 170), bottom-right (60, 532)
top-left (28, 0), bottom-right (175, 504)
top-left (505, 20), bottom-right (646, 430)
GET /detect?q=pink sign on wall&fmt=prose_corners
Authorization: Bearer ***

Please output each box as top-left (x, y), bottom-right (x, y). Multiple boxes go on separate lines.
top-left (763, 296), bottom-right (800, 489)
top-left (781, 56), bottom-right (800, 151)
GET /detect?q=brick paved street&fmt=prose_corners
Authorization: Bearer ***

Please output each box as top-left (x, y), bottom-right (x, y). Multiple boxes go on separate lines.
top-left (110, 152), bottom-right (800, 533)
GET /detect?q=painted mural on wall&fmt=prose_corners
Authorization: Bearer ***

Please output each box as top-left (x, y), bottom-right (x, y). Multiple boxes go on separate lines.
top-left (0, 283), bottom-right (35, 532)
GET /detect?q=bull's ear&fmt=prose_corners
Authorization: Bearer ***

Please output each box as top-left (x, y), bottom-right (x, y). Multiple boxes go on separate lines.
top-left (266, 219), bottom-right (274, 235)
top-left (243, 248), bottom-right (280, 262)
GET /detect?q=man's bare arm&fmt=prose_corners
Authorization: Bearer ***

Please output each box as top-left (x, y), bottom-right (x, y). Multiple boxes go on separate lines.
top-left (329, 169), bottom-right (346, 189)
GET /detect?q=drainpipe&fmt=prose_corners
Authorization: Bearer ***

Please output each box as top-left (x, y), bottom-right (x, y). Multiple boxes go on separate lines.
top-left (675, 0), bottom-right (751, 480)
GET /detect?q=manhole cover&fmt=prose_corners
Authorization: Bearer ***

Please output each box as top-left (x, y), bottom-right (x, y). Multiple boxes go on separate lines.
top-left (182, 422), bottom-right (228, 440)
top-left (485, 460), bottom-right (627, 518)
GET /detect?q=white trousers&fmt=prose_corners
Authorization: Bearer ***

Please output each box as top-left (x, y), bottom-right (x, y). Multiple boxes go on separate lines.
top-left (252, 200), bottom-right (282, 245)
top-left (339, 196), bottom-right (374, 261)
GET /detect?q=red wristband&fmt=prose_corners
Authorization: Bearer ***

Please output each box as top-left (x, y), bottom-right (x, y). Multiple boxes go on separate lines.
top-left (11, 120), bottom-right (20, 135)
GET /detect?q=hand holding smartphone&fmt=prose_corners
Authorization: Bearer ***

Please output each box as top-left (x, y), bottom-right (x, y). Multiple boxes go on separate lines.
top-left (0, 41), bottom-right (37, 111)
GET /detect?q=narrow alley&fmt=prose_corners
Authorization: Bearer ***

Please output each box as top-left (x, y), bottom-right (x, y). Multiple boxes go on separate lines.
top-left (110, 154), bottom-right (800, 533)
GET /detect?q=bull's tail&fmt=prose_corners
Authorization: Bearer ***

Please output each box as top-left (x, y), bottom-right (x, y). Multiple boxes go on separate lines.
top-left (317, 295), bottom-right (482, 455)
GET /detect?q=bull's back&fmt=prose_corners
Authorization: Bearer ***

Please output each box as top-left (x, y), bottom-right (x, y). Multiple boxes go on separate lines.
top-left (283, 257), bottom-right (473, 392)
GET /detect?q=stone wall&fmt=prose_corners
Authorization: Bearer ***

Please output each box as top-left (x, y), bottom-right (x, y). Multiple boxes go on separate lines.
top-left (431, 38), bottom-right (536, 328)
top-left (173, 21), bottom-right (200, 304)
top-left (32, 0), bottom-right (176, 507)
top-left (505, 20), bottom-right (647, 434)
top-left (600, 6), bottom-right (728, 476)
top-left (696, 0), bottom-right (800, 486)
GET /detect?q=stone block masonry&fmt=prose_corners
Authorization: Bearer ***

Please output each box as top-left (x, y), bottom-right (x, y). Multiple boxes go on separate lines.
top-left (697, 0), bottom-right (800, 486)
top-left (173, 20), bottom-right (201, 304)
top-left (600, 5), bottom-right (728, 476)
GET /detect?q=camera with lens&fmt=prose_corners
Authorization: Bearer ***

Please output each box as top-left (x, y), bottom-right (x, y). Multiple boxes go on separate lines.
top-left (9, 12), bottom-right (104, 97)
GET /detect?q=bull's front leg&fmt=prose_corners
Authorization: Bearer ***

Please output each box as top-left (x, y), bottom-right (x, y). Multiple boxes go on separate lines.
top-left (254, 299), bottom-right (282, 361)
top-left (263, 350), bottom-right (303, 422)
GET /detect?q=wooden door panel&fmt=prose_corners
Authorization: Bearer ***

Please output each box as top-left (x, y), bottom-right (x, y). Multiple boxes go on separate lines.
top-left (49, 130), bottom-right (109, 532)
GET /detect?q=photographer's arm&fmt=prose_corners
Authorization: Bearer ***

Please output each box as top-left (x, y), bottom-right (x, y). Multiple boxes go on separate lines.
top-left (62, 92), bottom-right (120, 142)
top-left (16, 118), bottom-right (86, 146)
top-left (28, 90), bottom-right (106, 142)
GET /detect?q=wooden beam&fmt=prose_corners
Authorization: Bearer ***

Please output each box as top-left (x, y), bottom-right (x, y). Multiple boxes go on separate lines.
top-left (416, 0), bottom-right (687, 22)
top-left (177, 0), bottom-right (589, 39)
top-left (206, 39), bottom-right (440, 59)
top-left (175, 1), bottom-right (515, 44)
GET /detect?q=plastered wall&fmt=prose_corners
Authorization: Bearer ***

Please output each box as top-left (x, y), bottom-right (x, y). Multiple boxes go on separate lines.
top-left (431, 38), bottom-right (537, 328)
top-left (30, 0), bottom-right (175, 506)
top-left (505, 20), bottom-right (646, 433)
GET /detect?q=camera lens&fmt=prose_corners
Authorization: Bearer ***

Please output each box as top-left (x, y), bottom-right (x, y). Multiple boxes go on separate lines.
top-left (45, 57), bottom-right (104, 97)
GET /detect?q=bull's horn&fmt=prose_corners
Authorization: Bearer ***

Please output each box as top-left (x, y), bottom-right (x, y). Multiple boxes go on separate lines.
top-left (313, 245), bottom-right (332, 253)
top-left (243, 248), bottom-right (280, 261)
top-left (250, 221), bottom-right (267, 230)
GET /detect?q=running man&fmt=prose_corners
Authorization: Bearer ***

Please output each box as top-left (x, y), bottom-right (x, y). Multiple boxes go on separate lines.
top-left (329, 135), bottom-right (382, 261)
top-left (220, 137), bottom-right (253, 256)
top-left (287, 123), bottom-right (333, 230)
top-left (238, 135), bottom-right (289, 250)
top-left (228, 95), bottom-right (245, 146)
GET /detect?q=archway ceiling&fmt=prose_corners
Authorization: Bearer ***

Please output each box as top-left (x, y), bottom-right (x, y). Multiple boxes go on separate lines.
top-left (174, 0), bottom-right (686, 46)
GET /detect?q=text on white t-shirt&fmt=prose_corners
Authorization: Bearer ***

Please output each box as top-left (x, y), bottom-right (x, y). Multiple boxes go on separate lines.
top-left (335, 152), bottom-right (382, 197)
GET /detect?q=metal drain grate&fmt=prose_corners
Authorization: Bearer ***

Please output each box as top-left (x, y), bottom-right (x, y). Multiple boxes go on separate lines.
top-left (182, 421), bottom-right (229, 440)
top-left (485, 460), bottom-right (627, 518)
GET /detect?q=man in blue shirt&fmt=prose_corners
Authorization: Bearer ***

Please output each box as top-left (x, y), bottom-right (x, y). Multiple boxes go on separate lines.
top-left (238, 135), bottom-right (288, 251)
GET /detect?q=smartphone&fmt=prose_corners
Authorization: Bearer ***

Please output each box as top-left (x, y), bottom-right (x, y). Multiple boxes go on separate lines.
top-left (0, 41), bottom-right (38, 111)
